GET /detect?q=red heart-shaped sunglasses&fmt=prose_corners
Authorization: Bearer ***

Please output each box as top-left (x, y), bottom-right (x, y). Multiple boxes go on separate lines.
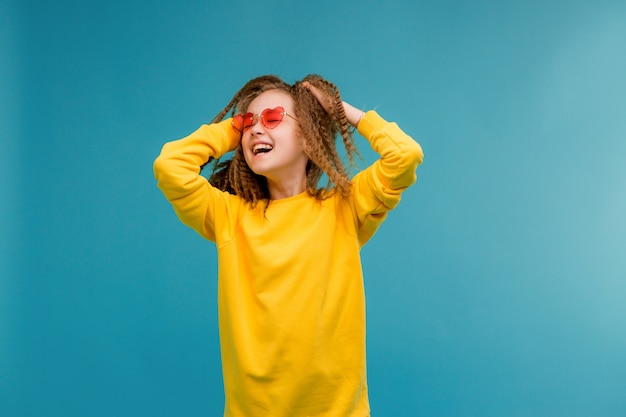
top-left (231, 106), bottom-right (297, 133)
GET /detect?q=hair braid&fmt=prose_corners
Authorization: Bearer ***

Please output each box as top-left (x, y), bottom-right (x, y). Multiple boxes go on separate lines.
top-left (295, 75), bottom-right (360, 198)
top-left (211, 90), bottom-right (241, 124)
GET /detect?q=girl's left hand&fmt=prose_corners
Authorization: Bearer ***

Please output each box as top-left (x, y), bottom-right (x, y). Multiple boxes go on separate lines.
top-left (302, 82), bottom-right (365, 128)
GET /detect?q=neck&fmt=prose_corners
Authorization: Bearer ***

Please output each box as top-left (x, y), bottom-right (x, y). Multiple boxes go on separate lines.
top-left (267, 175), bottom-right (307, 200)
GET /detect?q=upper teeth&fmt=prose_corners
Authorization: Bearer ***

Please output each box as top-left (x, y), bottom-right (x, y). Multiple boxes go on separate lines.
top-left (253, 144), bottom-right (273, 154)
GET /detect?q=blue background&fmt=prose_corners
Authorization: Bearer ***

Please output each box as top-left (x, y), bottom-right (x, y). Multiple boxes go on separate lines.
top-left (3, 0), bottom-right (626, 416)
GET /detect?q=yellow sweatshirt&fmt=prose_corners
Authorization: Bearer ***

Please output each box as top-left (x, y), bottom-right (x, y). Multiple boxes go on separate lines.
top-left (154, 111), bottom-right (423, 417)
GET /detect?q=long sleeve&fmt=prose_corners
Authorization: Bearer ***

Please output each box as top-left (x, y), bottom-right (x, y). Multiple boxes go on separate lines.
top-left (153, 119), bottom-right (241, 241)
top-left (351, 110), bottom-right (424, 245)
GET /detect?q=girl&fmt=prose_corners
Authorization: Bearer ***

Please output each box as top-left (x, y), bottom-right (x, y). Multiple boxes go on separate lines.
top-left (153, 74), bottom-right (424, 417)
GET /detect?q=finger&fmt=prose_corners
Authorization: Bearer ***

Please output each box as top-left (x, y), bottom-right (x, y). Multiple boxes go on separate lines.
top-left (302, 82), bottom-right (332, 112)
top-left (302, 81), bottom-right (320, 98)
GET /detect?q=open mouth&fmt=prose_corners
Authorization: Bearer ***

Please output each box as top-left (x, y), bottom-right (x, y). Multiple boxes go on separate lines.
top-left (252, 143), bottom-right (273, 155)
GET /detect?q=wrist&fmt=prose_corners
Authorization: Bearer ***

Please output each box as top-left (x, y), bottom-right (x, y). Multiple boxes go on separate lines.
top-left (353, 110), bottom-right (365, 128)
top-left (343, 101), bottom-right (365, 127)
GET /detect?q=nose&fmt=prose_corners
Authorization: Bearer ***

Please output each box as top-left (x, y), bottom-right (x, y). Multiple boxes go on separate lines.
top-left (249, 116), bottom-right (264, 135)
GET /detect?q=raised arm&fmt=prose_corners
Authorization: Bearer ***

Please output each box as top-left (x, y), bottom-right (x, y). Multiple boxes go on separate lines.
top-left (153, 119), bottom-right (240, 241)
top-left (303, 80), bottom-right (424, 243)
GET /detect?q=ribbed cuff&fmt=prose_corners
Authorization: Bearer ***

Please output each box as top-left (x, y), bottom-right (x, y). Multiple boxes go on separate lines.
top-left (356, 110), bottom-right (387, 138)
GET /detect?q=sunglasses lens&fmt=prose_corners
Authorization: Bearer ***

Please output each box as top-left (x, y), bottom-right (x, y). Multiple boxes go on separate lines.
top-left (262, 107), bottom-right (285, 129)
top-left (232, 113), bottom-right (255, 133)
top-left (243, 113), bottom-right (255, 130)
top-left (232, 114), bottom-right (244, 132)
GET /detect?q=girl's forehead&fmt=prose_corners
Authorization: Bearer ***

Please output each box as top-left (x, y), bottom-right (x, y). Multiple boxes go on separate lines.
top-left (247, 90), bottom-right (294, 112)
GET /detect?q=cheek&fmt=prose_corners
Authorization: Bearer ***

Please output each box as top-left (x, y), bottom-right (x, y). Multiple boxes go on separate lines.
top-left (240, 146), bottom-right (254, 167)
top-left (240, 134), bottom-right (253, 152)
top-left (240, 132), bottom-right (251, 147)
top-left (237, 135), bottom-right (252, 163)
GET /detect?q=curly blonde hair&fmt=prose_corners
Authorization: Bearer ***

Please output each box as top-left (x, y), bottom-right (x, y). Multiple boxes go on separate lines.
top-left (205, 74), bottom-right (360, 206)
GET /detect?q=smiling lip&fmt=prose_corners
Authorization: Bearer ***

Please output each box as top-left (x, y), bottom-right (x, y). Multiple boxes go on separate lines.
top-left (252, 142), bottom-right (274, 155)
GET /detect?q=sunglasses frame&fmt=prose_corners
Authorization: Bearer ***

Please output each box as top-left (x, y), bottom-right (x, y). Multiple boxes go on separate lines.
top-left (231, 106), bottom-right (296, 133)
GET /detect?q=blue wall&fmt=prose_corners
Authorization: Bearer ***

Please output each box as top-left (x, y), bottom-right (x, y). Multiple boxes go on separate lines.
top-left (3, 0), bottom-right (626, 415)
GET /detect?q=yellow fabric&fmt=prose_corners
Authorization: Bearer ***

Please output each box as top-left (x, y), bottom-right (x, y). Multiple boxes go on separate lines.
top-left (154, 111), bottom-right (423, 417)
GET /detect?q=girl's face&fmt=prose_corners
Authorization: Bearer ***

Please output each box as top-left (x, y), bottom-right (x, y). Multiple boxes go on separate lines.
top-left (240, 90), bottom-right (308, 182)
